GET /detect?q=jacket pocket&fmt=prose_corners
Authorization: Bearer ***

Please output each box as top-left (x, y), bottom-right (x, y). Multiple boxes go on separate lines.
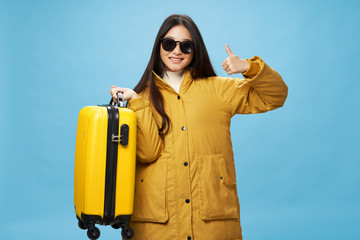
top-left (197, 154), bottom-right (239, 220)
top-left (131, 157), bottom-right (169, 222)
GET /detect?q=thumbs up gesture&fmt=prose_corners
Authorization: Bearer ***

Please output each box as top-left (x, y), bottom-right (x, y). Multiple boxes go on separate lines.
top-left (222, 44), bottom-right (250, 75)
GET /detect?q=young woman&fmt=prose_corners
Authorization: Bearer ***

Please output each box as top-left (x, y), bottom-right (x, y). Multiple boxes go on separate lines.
top-left (110, 14), bottom-right (287, 240)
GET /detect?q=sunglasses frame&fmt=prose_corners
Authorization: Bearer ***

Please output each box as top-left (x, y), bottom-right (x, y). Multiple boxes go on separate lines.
top-left (160, 38), bottom-right (194, 54)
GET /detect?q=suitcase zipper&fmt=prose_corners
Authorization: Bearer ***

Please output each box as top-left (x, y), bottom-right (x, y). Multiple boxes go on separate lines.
top-left (103, 105), bottom-right (119, 225)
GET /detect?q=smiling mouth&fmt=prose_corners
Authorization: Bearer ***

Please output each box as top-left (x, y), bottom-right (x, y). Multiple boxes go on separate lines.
top-left (169, 57), bottom-right (184, 63)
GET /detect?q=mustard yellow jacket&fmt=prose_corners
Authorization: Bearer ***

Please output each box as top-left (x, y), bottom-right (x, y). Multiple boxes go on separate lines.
top-left (126, 56), bottom-right (288, 240)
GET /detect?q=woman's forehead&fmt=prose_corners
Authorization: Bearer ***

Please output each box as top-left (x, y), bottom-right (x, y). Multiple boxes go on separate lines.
top-left (164, 25), bottom-right (192, 41)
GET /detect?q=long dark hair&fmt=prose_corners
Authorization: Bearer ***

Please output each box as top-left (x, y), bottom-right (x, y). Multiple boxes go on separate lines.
top-left (134, 14), bottom-right (216, 135)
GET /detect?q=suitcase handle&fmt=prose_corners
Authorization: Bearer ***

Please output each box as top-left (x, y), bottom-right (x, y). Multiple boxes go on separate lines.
top-left (110, 92), bottom-right (125, 107)
top-left (116, 92), bottom-right (125, 107)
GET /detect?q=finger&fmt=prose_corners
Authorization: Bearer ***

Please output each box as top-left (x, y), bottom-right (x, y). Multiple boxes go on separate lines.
top-left (222, 58), bottom-right (230, 65)
top-left (112, 90), bottom-right (118, 100)
top-left (114, 87), bottom-right (127, 94)
top-left (111, 87), bottom-right (122, 94)
top-left (111, 88), bottom-right (124, 98)
top-left (111, 88), bottom-right (116, 97)
top-left (222, 58), bottom-right (230, 68)
top-left (225, 44), bottom-right (235, 56)
top-left (227, 69), bottom-right (234, 75)
top-left (110, 86), bottom-right (119, 97)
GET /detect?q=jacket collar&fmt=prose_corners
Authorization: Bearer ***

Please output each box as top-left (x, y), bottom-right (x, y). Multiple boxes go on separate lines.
top-left (152, 69), bottom-right (193, 94)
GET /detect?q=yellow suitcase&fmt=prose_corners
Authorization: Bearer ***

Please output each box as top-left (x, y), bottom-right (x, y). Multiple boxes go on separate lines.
top-left (74, 93), bottom-right (136, 239)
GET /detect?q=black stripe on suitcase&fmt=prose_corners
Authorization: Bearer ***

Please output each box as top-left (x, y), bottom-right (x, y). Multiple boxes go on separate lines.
top-left (103, 105), bottom-right (119, 225)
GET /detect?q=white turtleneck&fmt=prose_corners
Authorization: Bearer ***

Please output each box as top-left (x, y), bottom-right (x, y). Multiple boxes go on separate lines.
top-left (162, 70), bottom-right (184, 94)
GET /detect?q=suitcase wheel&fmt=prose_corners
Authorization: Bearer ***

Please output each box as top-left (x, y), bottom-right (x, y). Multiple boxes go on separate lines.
top-left (111, 223), bottom-right (121, 229)
top-left (87, 226), bottom-right (100, 240)
top-left (121, 226), bottom-right (134, 240)
top-left (78, 220), bottom-right (87, 230)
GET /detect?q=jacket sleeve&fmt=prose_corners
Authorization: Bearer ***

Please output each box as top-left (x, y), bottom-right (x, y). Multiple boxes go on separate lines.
top-left (127, 95), bottom-right (163, 163)
top-left (211, 56), bottom-right (288, 116)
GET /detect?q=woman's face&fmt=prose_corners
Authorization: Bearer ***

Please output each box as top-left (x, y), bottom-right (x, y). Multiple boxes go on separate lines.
top-left (160, 25), bottom-right (194, 72)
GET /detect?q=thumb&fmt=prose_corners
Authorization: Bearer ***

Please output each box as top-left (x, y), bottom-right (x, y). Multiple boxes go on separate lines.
top-left (225, 44), bottom-right (235, 56)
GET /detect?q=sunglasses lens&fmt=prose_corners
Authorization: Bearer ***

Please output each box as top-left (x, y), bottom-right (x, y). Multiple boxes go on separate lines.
top-left (162, 39), bottom-right (176, 51)
top-left (180, 41), bottom-right (194, 54)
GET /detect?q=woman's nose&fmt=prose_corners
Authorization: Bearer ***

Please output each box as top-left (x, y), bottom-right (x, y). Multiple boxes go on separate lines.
top-left (173, 42), bottom-right (182, 55)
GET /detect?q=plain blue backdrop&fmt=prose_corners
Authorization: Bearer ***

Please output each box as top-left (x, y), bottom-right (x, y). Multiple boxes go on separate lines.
top-left (1, 0), bottom-right (359, 239)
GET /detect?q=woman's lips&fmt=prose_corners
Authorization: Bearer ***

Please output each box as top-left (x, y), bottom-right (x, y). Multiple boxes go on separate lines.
top-left (169, 57), bottom-right (184, 63)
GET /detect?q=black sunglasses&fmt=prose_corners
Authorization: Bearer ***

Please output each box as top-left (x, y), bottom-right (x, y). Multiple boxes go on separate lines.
top-left (160, 38), bottom-right (194, 54)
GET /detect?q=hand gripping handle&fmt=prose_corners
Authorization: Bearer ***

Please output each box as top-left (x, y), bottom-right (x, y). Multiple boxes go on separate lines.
top-left (110, 92), bottom-right (125, 107)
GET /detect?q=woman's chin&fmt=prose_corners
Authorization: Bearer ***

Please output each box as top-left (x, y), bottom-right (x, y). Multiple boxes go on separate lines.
top-left (165, 63), bottom-right (187, 72)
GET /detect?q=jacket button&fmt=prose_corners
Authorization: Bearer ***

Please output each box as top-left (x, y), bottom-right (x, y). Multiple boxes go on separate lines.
top-left (187, 236), bottom-right (192, 240)
top-left (184, 162), bottom-right (188, 166)
top-left (177, 95), bottom-right (180, 100)
top-left (181, 126), bottom-right (186, 131)
top-left (185, 199), bottom-right (190, 203)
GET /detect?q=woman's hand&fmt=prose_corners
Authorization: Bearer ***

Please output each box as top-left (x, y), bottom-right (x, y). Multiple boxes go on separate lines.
top-left (110, 86), bottom-right (138, 102)
top-left (222, 44), bottom-right (250, 75)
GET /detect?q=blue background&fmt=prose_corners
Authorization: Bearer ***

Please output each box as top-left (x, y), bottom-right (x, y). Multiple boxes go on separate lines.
top-left (1, 0), bottom-right (359, 239)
